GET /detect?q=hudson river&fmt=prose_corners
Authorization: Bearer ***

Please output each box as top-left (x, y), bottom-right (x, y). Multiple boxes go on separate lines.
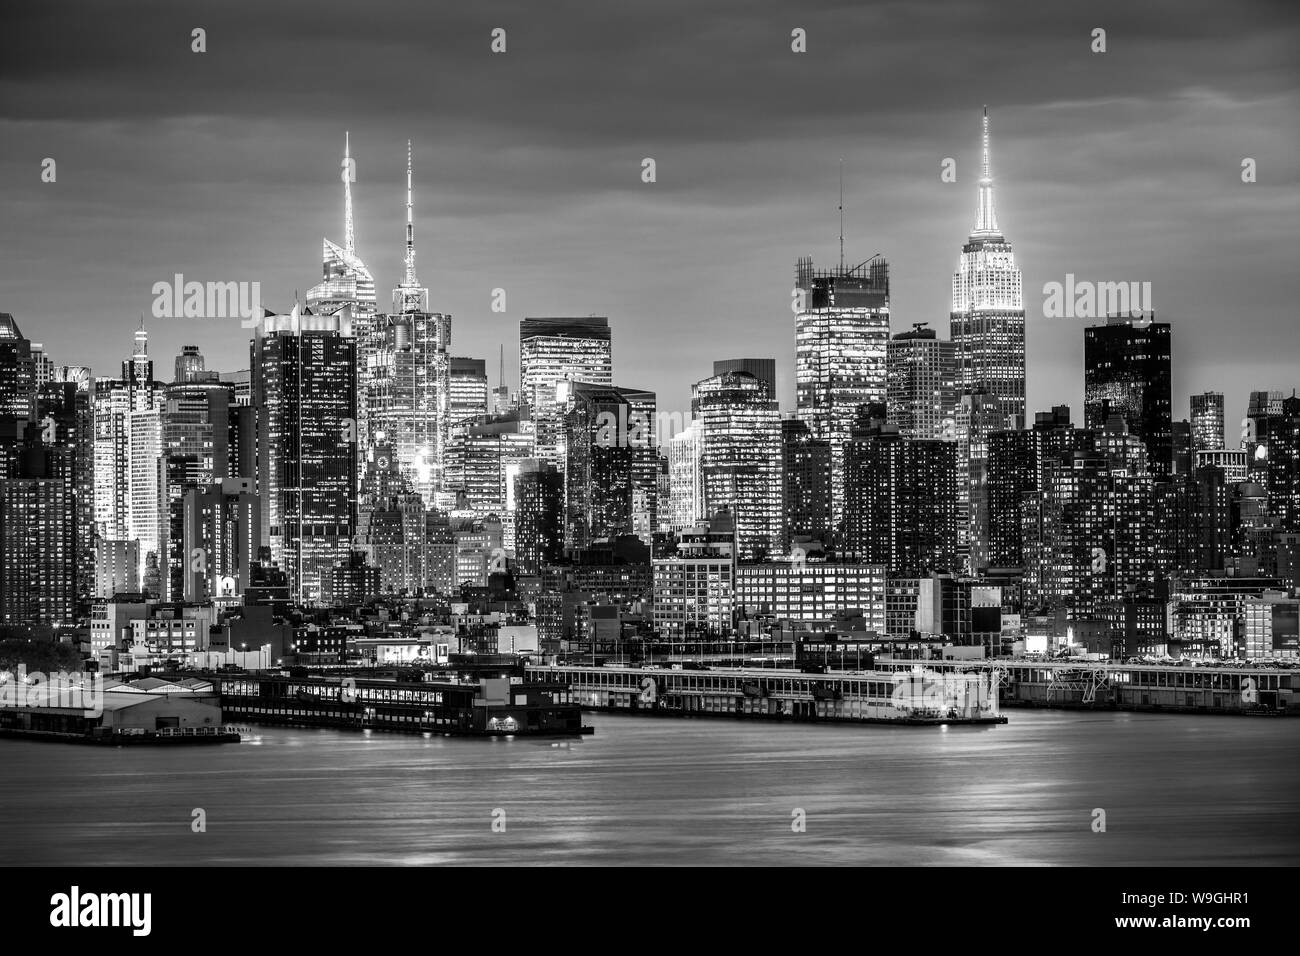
top-left (3, 711), bottom-right (1296, 865)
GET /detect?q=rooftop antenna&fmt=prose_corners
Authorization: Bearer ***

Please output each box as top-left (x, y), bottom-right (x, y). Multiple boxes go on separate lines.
top-left (498, 343), bottom-right (505, 391)
top-left (343, 131), bottom-right (355, 257)
top-left (838, 159), bottom-right (845, 274)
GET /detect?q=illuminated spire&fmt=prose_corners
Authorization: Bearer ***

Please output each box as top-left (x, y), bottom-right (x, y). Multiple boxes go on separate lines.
top-left (344, 131), bottom-right (355, 257)
top-left (392, 141), bottom-right (429, 313)
top-left (404, 140), bottom-right (418, 288)
top-left (974, 106), bottom-right (999, 237)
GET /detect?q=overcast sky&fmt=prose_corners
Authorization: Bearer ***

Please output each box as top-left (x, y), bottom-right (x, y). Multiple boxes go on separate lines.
top-left (2, 0), bottom-right (1297, 435)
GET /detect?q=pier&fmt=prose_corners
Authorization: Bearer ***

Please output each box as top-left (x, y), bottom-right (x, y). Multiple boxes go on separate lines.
top-left (863, 659), bottom-right (1295, 715)
top-left (210, 673), bottom-right (592, 736)
top-left (527, 664), bottom-right (1005, 725)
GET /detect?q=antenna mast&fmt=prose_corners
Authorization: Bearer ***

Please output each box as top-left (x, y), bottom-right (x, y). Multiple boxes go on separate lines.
top-left (838, 159), bottom-right (845, 273)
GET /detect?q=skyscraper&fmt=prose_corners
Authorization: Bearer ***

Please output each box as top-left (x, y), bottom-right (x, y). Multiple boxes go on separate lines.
top-left (1083, 314), bottom-right (1173, 478)
top-left (157, 369), bottom-right (234, 599)
top-left (355, 437), bottom-right (431, 596)
top-left (306, 134), bottom-right (378, 321)
top-left (949, 108), bottom-right (1025, 572)
top-left (886, 323), bottom-right (959, 440)
top-left (0, 444), bottom-right (75, 626)
top-left (514, 458), bottom-right (564, 575)
top-left (794, 254), bottom-right (890, 532)
top-left (307, 135), bottom-right (379, 492)
top-left (0, 312), bottom-right (35, 420)
top-left (949, 107), bottom-right (1026, 431)
top-left (443, 410), bottom-right (534, 548)
top-left (355, 143), bottom-right (454, 506)
top-left (92, 323), bottom-right (163, 582)
top-left (842, 414), bottom-right (957, 575)
top-left (1248, 394), bottom-right (1300, 533)
top-left (37, 377), bottom-right (96, 614)
top-left (252, 309), bottom-right (359, 604)
top-left (1191, 391), bottom-right (1226, 453)
top-left (666, 419), bottom-right (703, 532)
top-left (367, 310), bottom-right (451, 505)
top-left (519, 316), bottom-right (613, 467)
top-left (562, 383), bottom-right (654, 550)
top-left (181, 478), bottom-right (260, 602)
top-left (713, 358), bottom-right (776, 402)
top-left (780, 418), bottom-right (831, 552)
top-left (693, 370), bottom-right (782, 561)
top-left (986, 406), bottom-right (1085, 568)
top-left (449, 356), bottom-right (489, 425)
top-left (1022, 419), bottom-right (1164, 617)
top-left (174, 345), bottom-right (211, 384)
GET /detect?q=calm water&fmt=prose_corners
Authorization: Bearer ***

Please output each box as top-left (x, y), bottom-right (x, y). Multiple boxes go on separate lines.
top-left (2, 711), bottom-right (1296, 866)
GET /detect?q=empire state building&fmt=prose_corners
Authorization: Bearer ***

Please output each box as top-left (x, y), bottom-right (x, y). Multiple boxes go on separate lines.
top-left (950, 106), bottom-right (1024, 426)
top-left (949, 107), bottom-right (1025, 570)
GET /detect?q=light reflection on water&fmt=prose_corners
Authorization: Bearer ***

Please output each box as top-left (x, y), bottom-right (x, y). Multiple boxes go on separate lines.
top-left (1, 710), bottom-right (1295, 865)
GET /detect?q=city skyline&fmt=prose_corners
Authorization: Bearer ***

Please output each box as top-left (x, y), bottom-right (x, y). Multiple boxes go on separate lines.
top-left (2, 0), bottom-right (1299, 885)
top-left (2, 0), bottom-right (1297, 433)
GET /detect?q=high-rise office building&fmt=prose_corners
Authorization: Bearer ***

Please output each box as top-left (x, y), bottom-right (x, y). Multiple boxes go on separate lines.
top-left (842, 415), bottom-right (957, 575)
top-left (443, 411), bottom-right (535, 525)
top-left (562, 383), bottom-right (654, 550)
top-left (181, 477), bottom-right (260, 602)
top-left (362, 144), bottom-right (453, 506)
top-left (986, 406), bottom-right (1085, 568)
top-left (355, 438), bottom-right (431, 597)
top-left (127, 406), bottom-right (162, 562)
top-left (780, 418), bottom-right (831, 552)
top-left (949, 107), bottom-right (1026, 434)
top-left (621, 387), bottom-right (659, 543)
top-left (174, 345), bottom-right (213, 384)
top-left (652, 509), bottom-right (736, 638)
top-left (92, 324), bottom-right (163, 585)
top-left (1083, 314), bottom-right (1173, 478)
top-left (514, 459), bottom-right (564, 575)
top-left (0, 313), bottom-right (36, 420)
top-left (157, 371), bottom-right (234, 599)
top-left (450, 356), bottom-right (489, 425)
top-left (306, 134), bottom-right (378, 321)
top-left (692, 370), bottom-right (782, 561)
top-left (713, 359), bottom-right (776, 403)
top-left (1022, 420), bottom-right (1164, 617)
top-left (252, 310), bottom-right (359, 604)
top-left (666, 419), bottom-right (703, 532)
top-left (886, 323), bottom-right (959, 441)
top-left (37, 378), bottom-right (96, 614)
top-left (306, 135), bottom-right (380, 495)
top-left (367, 310), bottom-right (451, 505)
top-left (30, 342), bottom-right (54, 394)
top-left (94, 538), bottom-right (140, 597)
top-left (956, 387), bottom-right (1006, 571)
top-left (794, 254), bottom-right (890, 529)
top-left (0, 444), bottom-right (76, 626)
top-left (1247, 394), bottom-right (1300, 532)
top-left (1190, 392), bottom-right (1225, 453)
top-left (519, 316), bottom-right (613, 467)
top-left (949, 109), bottom-right (1025, 571)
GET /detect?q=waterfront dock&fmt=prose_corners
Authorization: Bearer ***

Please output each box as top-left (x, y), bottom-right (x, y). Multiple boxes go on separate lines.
top-left (527, 664), bottom-right (1005, 725)
top-left (867, 659), bottom-right (1295, 715)
top-left (210, 673), bottom-right (593, 737)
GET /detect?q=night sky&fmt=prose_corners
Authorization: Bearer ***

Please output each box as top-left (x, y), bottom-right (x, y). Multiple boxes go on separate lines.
top-left (2, 0), bottom-right (1297, 433)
